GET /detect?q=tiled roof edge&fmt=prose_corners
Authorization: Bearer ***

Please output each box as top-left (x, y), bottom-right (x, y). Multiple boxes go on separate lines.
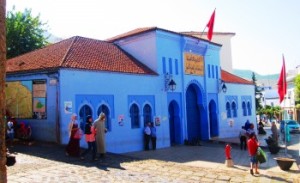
top-left (59, 36), bottom-right (77, 66)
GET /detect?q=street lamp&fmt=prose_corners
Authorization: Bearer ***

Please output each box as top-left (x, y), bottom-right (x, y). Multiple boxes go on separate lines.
top-left (165, 73), bottom-right (176, 92)
top-left (168, 79), bottom-right (176, 91)
top-left (219, 79), bottom-right (227, 93)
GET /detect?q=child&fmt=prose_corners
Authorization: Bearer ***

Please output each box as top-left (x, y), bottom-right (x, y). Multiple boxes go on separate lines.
top-left (247, 133), bottom-right (259, 175)
top-left (80, 115), bottom-right (97, 160)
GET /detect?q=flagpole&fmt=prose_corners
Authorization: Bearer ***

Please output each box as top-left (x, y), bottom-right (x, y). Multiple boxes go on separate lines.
top-left (282, 54), bottom-right (287, 156)
top-left (198, 26), bottom-right (207, 44)
top-left (199, 27), bottom-right (207, 40)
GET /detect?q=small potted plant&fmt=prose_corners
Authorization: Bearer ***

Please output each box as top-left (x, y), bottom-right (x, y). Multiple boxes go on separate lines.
top-left (265, 136), bottom-right (280, 154)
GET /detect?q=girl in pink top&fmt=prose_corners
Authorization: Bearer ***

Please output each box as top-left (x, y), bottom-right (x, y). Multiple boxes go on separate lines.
top-left (80, 115), bottom-right (97, 160)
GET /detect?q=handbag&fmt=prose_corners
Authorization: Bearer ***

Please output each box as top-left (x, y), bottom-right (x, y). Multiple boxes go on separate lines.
top-left (256, 147), bottom-right (267, 164)
top-left (73, 129), bottom-right (83, 139)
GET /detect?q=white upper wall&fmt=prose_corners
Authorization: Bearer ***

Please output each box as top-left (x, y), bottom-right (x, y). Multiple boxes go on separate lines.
top-left (210, 34), bottom-right (235, 73)
top-left (113, 32), bottom-right (157, 72)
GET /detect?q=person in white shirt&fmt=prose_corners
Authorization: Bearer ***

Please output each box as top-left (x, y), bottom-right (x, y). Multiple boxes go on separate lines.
top-left (7, 120), bottom-right (14, 147)
top-left (144, 122), bottom-right (151, 150)
top-left (239, 126), bottom-right (247, 150)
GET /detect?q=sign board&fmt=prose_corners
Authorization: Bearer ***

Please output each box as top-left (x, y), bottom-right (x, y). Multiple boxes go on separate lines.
top-left (184, 53), bottom-right (204, 75)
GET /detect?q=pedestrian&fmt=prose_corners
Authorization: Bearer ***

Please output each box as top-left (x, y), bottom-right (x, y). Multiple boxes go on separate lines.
top-left (7, 118), bottom-right (14, 147)
top-left (144, 122), bottom-right (151, 151)
top-left (247, 133), bottom-right (260, 175)
top-left (246, 123), bottom-right (257, 140)
top-left (150, 122), bottom-right (157, 150)
top-left (258, 120), bottom-right (266, 135)
top-left (239, 126), bottom-right (247, 150)
top-left (271, 121), bottom-right (278, 143)
top-left (93, 112), bottom-right (107, 158)
top-left (244, 119), bottom-right (251, 131)
top-left (65, 113), bottom-right (81, 157)
top-left (80, 115), bottom-right (97, 160)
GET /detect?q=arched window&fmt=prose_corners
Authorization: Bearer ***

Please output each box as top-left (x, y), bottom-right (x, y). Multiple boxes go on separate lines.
top-left (242, 102), bottom-right (247, 116)
top-left (130, 104), bottom-right (140, 128)
top-left (226, 102), bottom-right (231, 118)
top-left (143, 104), bottom-right (152, 126)
top-left (247, 102), bottom-right (252, 116)
top-left (231, 102), bottom-right (237, 117)
top-left (79, 104), bottom-right (92, 131)
top-left (97, 104), bottom-right (111, 131)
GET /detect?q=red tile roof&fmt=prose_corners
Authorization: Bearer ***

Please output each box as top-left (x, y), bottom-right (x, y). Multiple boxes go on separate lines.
top-left (6, 36), bottom-right (156, 75)
top-left (221, 70), bottom-right (253, 85)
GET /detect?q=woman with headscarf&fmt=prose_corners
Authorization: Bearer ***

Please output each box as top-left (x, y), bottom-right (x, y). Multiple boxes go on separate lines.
top-left (80, 115), bottom-right (97, 160)
top-left (93, 112), bottom-right (107, 158)
top-left (65, 113), bottom-right (81, 157)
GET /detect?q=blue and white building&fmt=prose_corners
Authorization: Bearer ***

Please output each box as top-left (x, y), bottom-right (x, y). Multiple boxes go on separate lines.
top-left (6, 27), bottom-right (255, 153)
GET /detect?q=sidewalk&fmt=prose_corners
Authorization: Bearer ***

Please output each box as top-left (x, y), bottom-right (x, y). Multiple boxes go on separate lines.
top-left (7, 138), bottom-right (300, 183)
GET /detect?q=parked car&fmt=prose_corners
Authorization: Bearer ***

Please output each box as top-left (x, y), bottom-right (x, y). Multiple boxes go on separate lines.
top-left (280, 120), bottom-right (300, 133)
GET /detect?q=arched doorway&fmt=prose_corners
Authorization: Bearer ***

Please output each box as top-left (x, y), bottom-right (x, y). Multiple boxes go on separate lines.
top-left (186, 85), bottom-right (201, 141)
top-left (143, 104), bottom-right (152, 127)
top-left (168, 100), bottom-right (181, 145)
top-left (79, 104), bottom-right (92, 131)
top-left (209, 100), bottom-right (218, 138)
top-left (97, 104), bottom-right (111, 131)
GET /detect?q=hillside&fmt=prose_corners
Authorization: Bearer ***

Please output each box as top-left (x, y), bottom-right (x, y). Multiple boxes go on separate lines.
top-left (233, 69), bottom-right (279, 88)
top-left (233, 69), bottom-right (279, 80)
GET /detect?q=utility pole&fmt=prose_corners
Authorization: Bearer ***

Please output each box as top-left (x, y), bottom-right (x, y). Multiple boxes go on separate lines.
top-left (0, 0), bottom-right (7, 182)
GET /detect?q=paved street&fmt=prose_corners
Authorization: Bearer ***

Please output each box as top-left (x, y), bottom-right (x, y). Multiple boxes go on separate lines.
top-left (7, 128), bottom-right (300, 183)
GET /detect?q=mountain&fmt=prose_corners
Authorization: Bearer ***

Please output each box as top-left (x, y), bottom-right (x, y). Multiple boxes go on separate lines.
top-left (233, 69), bottom-right (279, 80)
top-left (233, 69), bottom-right (279, 88)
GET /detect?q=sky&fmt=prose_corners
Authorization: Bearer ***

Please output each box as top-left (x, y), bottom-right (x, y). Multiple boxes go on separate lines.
top-left (6, 0), bottom-right (300, 75)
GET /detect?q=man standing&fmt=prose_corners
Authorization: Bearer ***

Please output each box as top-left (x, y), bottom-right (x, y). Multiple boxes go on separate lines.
top-left (150, 122), bottom-right (157, 150)
top-left (144, 122), bottom-right (151, 151)
top-left (247, 133), bottom-right (259, 175)
top-left (239, 126), bottom-right (247, 150)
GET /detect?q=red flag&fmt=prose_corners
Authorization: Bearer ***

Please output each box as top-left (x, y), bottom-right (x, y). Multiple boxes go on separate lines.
top-left (206, 10), bottom-right (216, 41)
top-left (277, 55), bottom-right (287, 103)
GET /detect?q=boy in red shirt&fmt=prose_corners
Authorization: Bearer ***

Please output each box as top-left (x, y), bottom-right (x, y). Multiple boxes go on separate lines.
top-left (247, 133), bottom-right (259, 175)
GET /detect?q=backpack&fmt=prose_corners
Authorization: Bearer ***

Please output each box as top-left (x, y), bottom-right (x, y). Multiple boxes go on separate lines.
top-left (84, 123), bottom-right (92, 134)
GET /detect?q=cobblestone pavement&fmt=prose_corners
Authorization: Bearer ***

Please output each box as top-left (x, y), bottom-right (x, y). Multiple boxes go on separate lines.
top-left (7, 138), bottom-right (299, 183)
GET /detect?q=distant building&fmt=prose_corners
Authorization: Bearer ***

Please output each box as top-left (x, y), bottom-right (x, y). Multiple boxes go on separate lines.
top-left (260, 65), bottom-right (300, 121)
top-left (6, 27), bottom-right (255, 153)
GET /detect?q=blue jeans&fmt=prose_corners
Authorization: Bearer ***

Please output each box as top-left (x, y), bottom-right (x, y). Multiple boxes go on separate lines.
top-left (81, 141), bottom-right (96, 159)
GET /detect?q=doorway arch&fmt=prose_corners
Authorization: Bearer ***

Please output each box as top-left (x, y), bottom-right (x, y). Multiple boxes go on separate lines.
top-left (168, 100), bottom-right (181, 145)
top-left (79, 104), bottom-right (93, 131)
top-left (186, 84), bottom-right (202, 141)
top-left (209, 100), bottom-right (218, 138)
top-left (97, 104), bottom-right (111, 131)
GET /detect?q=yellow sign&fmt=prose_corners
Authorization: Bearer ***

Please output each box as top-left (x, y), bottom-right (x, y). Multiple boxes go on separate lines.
top-left (184, 53), bottom-right (204, 75)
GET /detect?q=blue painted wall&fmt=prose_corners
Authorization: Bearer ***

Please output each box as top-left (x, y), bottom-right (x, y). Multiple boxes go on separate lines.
top-left (218, 83), bottom-right (256, 138)
top-left (59, 69), bottom-right (171, 153)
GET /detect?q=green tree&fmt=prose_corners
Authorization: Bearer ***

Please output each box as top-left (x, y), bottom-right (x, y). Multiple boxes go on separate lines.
top-left (257, 105), bottom-right (281, 121)
top-left (6, 8), bottom-right (48, 59)
top-left (252, 72), bottom-right (262, 111)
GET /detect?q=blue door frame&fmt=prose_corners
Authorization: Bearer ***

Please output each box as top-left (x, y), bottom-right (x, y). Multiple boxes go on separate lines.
top-left (209, 100), bottom-right (218, 137)
top-left (169, 100), bottom-right (181, 145)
